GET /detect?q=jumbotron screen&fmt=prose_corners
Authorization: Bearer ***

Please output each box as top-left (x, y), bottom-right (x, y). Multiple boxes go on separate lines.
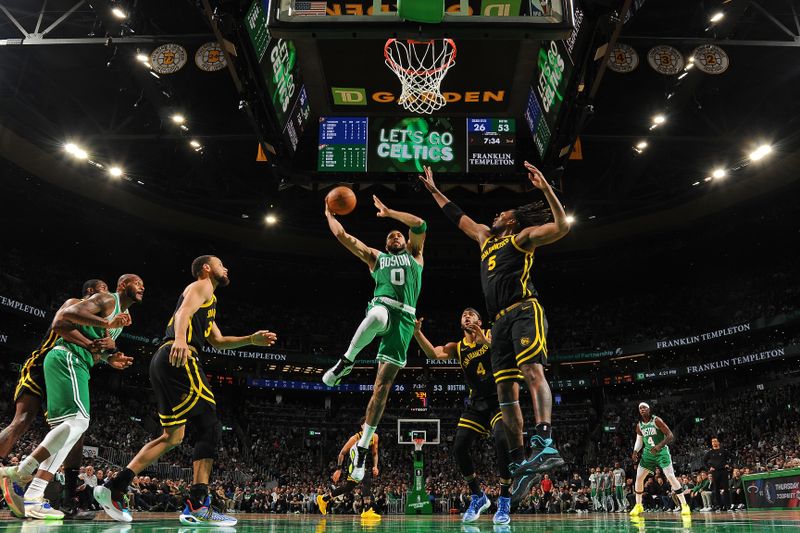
top-left (317, 116), bottom-right (515, 173)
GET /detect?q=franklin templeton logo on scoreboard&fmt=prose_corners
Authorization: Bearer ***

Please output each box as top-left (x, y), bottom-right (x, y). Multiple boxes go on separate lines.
top-left (692, 45), bottom-right (730, 75)
top-left (647, 45), bottom-right (684, 75)
top-left (150, 44), bottom-right (188, 74)
top-left (195, 42), bottom-right (227, 72)
top-left (608, 43), bottom-right (639, 73)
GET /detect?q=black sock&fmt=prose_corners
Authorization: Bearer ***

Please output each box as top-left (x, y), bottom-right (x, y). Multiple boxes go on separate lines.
top-left (500, 483), bottom-right (511, 498)
top-left (510, 447), bottom-right (525, 464)
top-left (534, 423), bottom-right (552, 441)
top-left (466, 476), bottom-right (481, 495)
top-left (189, 483), bottom-right (209, 508)
top-left (64, 467), bottom-right (80, 503)
top-left (323, 495), bottom-right (331, 502)
top-left (110, 467), bottom-right (136, 498)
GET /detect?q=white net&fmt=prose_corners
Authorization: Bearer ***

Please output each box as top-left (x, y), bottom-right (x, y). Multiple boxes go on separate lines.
top-left (384, 38), bottom-right (457, 115)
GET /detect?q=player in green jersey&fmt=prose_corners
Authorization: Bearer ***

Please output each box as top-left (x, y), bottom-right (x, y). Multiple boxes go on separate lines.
top-left (322, 187), bottom-right (427, 483)
top-left (630, 402), bottom-right (690, 517)
top-left (0, 274), bottom-right (141, 519)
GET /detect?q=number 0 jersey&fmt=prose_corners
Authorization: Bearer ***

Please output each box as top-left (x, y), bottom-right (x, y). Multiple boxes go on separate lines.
top-left (164, 293), bottom-right (217, 353)
top-left (457, 334), bottom-right (496, 401)
top-left (480, 234), bottom-right (537, 317)
top-left (372, 250), bottom-right (422, 308)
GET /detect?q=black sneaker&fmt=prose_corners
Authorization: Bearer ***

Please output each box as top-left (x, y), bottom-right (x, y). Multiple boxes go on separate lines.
top-left (322, 358), bottom-right (354, 386)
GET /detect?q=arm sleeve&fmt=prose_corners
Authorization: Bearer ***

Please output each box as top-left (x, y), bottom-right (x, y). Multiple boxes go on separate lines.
top-left (633, 435), bottom-right (644, 452)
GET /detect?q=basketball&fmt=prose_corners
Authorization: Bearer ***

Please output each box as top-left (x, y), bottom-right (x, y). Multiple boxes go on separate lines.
top-left (326, 186), bottom-right (356, 215)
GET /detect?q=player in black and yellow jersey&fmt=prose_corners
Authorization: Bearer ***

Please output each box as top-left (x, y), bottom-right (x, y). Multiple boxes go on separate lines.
top-left (96, 255), bottom-right (277, 527)
top-left (413, 308), bottom-right (519, 525)
top-left (316, 417), bottom-right (381, 520)
top-left (420, 162), bottom-right (570, 503)
top-left (0, 279), bottom-right (110, 519)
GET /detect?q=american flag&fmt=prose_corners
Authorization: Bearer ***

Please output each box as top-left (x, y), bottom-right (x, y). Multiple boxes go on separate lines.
top-left (293, 1), bottom-right (326, 16)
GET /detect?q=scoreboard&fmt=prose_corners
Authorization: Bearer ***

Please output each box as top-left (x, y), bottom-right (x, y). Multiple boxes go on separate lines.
top-left (318, 116), bottom-right (516, 173)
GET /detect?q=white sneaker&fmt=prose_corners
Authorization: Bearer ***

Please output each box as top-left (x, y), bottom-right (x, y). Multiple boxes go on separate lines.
top-left (348, 445), bottom-right (366, 482)
top-left (93, 485), bottom-right (133, 523)
top-left (0, 466), bottom-right (33, 485)
top-left (24, 496), bottom-right (65, 520)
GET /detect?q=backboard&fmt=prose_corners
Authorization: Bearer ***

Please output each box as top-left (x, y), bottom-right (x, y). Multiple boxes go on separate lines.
top-left (397, 418), bottom-right (441, 445)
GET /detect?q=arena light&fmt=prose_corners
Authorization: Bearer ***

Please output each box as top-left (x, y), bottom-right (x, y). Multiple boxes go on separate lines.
top-left (749, 144), bottom-right (772, 161)
top-left (190, 139), bottom-right (201, 148)
top-left (652, 114), bottom-right (666, 125)
top-left (64, 143), bottom-right (88, 159)
top-left (109, 166), bottom-right (123, 178)
top-left (636, 141), bottom-right (648, 150)
top-left (135, 53), bottom-right (148, 62)
top-left (692, 181), bottom-right (700, 186)
top-left (171, 114), bottom-right (185, 125)
top-left (112, 7), bottom-right (127, 19)
top-left (565, 214), bottom-right (575, 224)
top-left (710, 12), bottom-right (724, 23)
top-left (265, 214), bottom-right (278, 225)
top-left (711, 168), bottom-right (726, 180)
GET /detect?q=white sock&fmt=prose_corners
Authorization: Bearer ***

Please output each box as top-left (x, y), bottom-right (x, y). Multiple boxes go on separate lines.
top-left (18, 455), bottom-right (40, 477)
top-left (357, 424), bottom-right (377, 450)
top-left (24, 477), bottom-right (49, 500)
top-left (343, 306), bottom-right (389, 363)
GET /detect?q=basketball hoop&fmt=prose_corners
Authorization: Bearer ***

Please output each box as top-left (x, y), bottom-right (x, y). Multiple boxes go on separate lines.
top-left (384, 38), bottom-right (457, 115)
top-left (413, 437), bottom-right (425, 452)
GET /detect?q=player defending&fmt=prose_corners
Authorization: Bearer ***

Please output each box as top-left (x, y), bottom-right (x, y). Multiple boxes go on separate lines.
top-left (321, 194), bottom-right (426, 483)
top-left (0, 279), bottom-right (111, 519)
top-left (629, 402), bottom-right (690, 517)
top-left (316, 417), bottom-right (381, 520)
top-left (0, 275), bottom-right (141, 519)
top-left (413, 309), bottom-right (518, 525)
top-left (419, 163), bottom-right (569, 501)
top-left (95, 256), bottom-right (277, 526)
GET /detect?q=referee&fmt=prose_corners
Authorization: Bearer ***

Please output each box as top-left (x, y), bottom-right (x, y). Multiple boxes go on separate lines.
top-left (703, 437), bottom-right (733, 511)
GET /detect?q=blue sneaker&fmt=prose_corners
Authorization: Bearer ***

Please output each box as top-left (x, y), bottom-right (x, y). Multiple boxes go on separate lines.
top-left (462, 492), bottom-right (490, 523)
top-left (493, 496), bottom-right (511, 525)
top-left (179, 495), bottom-right (237, 527)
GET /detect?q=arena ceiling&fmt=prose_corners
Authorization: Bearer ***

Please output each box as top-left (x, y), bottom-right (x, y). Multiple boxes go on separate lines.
top-left (1, 0), bottom-right (799, 252)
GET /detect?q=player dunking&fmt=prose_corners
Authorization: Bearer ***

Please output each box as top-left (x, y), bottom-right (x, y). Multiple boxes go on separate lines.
top-left (413, 308), bottom-right (519, 525)
top-left (321, 194), bottom-right (426, 483)
top-left (0, 279), bottom-right (111, 519)
top-left (316, 417), bottom-right (381, 520)
top-left (629, 402), bottom-right (690, 517)
top-left (420, 162), bottom-right (570, 502)
top-left (96, 256), bottom-right (277, 526)
top-left (0, 275), bottom-right (141, 519)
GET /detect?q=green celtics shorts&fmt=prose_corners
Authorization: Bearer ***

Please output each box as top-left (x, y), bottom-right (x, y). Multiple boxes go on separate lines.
top-left (368, 300), bottom-right (415, 368)
top-left (43, 346), bottom-right (91, 424)
top-left (639, 448), bottom-right (672, 473)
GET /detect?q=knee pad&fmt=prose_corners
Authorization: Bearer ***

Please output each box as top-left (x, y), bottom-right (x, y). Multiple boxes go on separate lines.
top-left (192, 416), bottom-right (221, 461)
top-left (65, 415), bottom-right (91, 436)
top-left (453, 428), bottom-right (477, 476)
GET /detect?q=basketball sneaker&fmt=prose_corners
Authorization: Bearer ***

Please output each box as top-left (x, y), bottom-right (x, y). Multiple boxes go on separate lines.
top-left (680, 503), bottom-right (691, 516)
top-left (493, 496), bottom-right (511, 525)
top-left (462, 492), bottom-right (490, 523)
top-left (348, 445), bottom-right (368, 482)
top-left (93, 484), bottom-right (133, 523)
top-left (179, 495), bottom-right (237, 527)
top-left (1, 477), bottom-right (25, 518)
top-left (629, 503), bottom-right (644, 517)
top-left (360, 507), bottom-right (381, 520)
top-left (316, 494), bottom-right (328, 516)
top-left (527, 435), bottom-right (565, 473)
top-left (24, 496), bottom-right (64, 520)
top-left (323, 358), bottom-right (354, 387)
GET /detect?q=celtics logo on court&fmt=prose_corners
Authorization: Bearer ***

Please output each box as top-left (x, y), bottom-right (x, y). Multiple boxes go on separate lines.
top-left (195, 42), bottom-right (227, 72)
top-left (692, 45), bottom-right (729, 75)
top-left (647, 45), bottom-right (684, 75)
top-left (608, 43), bottom-right (639, 74)
top-left (150, 44), bottom-right (188, 74)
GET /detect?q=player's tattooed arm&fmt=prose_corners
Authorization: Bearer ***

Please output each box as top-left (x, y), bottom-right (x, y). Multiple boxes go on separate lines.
top-left (373, 195), bottom-right (426, 258)
top-left (59, 293), bottom-right (131, 330)
top-left (417, 166), bottom-right (490, 243)
top-left (514, 162), bottom-right (570, 251)
top-left (412, 318), bottom-right (457, 360)
top-left (325, 201), bottom-right (380, 269)
top-left (51, 297), bottom-right (106, 352)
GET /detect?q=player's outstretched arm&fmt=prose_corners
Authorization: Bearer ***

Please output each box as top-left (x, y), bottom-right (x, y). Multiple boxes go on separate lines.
top-left (206, 322), bottom-right (277, 350)
top-left (412, 318), bottom-right (457, 360)
top-left (373, 195), bottom-right (426, 257)
top-left (515, 162), bottom-right (570, 252)
top-left (417, 166), bottom-right (490, 243)
top-left (52, 297), bottom-right (109, 353)
top-left (325, 201), bottom-right (380, 269)
top-left (60, 293), bottom-right (129, 329)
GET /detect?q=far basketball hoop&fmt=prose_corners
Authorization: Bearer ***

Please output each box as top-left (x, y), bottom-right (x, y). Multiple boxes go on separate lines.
top-left (384, 38), bottom-right (457, 115)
